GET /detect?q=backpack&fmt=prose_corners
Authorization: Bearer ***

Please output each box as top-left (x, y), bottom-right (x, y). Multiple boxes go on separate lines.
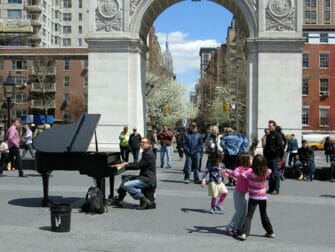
top-left (81, 187), bottom-right (107, 214)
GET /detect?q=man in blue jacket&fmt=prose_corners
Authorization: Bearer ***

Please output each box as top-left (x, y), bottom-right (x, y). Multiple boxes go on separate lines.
top-left (183, 123), bottom-right (203, 184)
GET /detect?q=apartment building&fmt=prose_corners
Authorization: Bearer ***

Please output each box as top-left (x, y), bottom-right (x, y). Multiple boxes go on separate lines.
top-left (303, 0), bottom-right (335, 133)
top-left (0, 48), bottom-right (88, 123)
top-left (0, 0), bottom-right (89, 47)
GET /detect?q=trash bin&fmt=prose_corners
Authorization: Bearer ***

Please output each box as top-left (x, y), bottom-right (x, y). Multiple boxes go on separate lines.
top-left (50, 203), bottom-right (72, 232)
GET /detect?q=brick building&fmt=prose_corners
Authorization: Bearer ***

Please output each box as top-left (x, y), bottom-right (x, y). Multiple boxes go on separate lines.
top-left (0, 47), bottom-right (88, 124)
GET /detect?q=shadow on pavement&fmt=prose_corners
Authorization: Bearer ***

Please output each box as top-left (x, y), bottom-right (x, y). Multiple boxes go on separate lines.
top-left (8, 196), bottom-right (83, 208)
top-left (186, 225), bottom-right (226, 235)
top-left (159, 179), bottom-right (185, 184)
top-left (39, 226), bottom-right (51, 232)
top-left (320, 194), bottom-right (335, 198)
top-left (181, 208), bottom-right (224, 215)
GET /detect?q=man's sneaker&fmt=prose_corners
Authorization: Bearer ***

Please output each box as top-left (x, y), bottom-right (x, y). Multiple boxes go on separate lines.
top-left (184, 179), bottom-right (189, 184)
top-left (298, 174), bottom-right (303, 180)
top-left (265, 233), bottom-right (276, 238)
top-left (239, 234), bottom-right (246, 241)
top-left (215, 205), bottom-right (225, 212)
top-left (209, 208), bottom-right (215, 214)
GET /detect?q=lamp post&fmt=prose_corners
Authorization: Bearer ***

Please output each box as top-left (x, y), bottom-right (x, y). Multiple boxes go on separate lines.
top-left (3, 74), bottom-right (16, 132)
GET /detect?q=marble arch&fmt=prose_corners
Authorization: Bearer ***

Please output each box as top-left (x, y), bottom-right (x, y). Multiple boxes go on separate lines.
top-left (87, 0), bottom-right (304, 150)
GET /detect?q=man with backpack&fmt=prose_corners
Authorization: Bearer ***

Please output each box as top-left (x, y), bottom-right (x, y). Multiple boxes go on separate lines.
top-left (112, 137), bottom-right (156, 210)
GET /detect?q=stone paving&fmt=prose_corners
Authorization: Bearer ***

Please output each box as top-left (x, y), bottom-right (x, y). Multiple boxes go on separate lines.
top-left (0, 151), bottom-right (334, 252)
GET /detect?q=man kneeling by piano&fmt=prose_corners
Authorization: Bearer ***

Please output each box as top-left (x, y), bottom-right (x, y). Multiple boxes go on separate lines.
top-left (112, 137), bottom-right (156, 210)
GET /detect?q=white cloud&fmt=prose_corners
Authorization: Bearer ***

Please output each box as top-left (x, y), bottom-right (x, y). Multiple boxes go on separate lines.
top-left (156, 31), bottom-right (220, 76)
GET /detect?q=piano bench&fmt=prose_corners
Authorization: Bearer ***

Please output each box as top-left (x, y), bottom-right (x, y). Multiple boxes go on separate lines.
top-left (141, 187), bottom-right (156, 209)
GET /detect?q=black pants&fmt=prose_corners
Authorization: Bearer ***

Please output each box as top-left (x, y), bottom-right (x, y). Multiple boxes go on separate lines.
top-left (288, 152), bottom-right (297, 166)
top-left (241, 199), bottom-right (274, 236)
top-left (0, 146), bottom-right (23, 175)
top-left (120, 146), bottom-right (129, 162)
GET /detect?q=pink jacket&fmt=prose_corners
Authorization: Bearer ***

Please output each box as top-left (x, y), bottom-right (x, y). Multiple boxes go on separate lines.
top-left (7, 124), bottom-right (20, 148)
top-left (226, 166), bottom-right (251, 193)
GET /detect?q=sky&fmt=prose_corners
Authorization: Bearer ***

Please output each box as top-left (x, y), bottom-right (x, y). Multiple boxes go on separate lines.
top-left (154, 0), bottom-right (233, 91)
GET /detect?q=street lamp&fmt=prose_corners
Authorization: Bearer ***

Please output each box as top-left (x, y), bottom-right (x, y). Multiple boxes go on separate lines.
top-left (3, 73), bottom-right (16, 131)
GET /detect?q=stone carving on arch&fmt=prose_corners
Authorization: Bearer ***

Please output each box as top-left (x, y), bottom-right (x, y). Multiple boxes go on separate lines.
top-left (266, 0), bottom-right (295, 31)
top-left (95, 0), bottom-right (123, 32)
top-left (130, 0), bottom-right (141, 16)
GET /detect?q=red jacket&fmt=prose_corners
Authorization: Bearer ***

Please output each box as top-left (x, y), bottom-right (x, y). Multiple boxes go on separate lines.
top-left (158, 130), bottom-right (173, 146)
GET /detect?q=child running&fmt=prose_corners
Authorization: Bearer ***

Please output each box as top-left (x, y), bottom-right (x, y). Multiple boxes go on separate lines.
top-left (239, 154), bottom-right (275, 241)
top-left (225, 153), bottom-right (251, 236)
top-left (201, 151), bottom-right (228, 214)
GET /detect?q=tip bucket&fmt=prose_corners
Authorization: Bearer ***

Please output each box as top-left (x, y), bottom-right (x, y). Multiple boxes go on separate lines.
top-left (50, 203), bottom-right (72, 232)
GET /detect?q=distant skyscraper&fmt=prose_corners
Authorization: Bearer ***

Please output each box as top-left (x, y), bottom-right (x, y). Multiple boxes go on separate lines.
top-left (162, 33), bottom-right (174, 75)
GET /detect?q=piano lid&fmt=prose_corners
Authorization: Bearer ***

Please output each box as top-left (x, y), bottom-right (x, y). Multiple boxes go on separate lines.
top-left (34, 113), bottom-right (101, 153)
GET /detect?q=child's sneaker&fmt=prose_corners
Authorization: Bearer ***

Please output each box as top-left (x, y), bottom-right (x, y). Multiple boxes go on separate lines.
top-left (209, 208), bottom-right (215, 214)
top-left (239, 234), bottom-right (247, 241)
top-left (215, 205), bottom-right (225, 212)
top-left (265, 233), bottom-right (276, 238)
top-left (226, 227), bottom-right (237, 236)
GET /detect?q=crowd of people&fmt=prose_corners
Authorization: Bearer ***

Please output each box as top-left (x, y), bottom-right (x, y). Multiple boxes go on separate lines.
top-left (0, 118), bottom-right (50, 177)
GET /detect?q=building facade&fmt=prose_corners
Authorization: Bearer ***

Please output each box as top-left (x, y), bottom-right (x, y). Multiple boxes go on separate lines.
top-left (303, 0), bottom-right (335, 133)
top-left (0, 0), bottom-right (89, 47)
top-left (0, 48), bottom-right (88, 124)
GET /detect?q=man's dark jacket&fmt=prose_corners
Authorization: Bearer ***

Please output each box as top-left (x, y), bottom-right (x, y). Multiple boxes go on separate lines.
top-left (183, 130), bottom-right (203, 155)
top-left (126, 148), bottom-right (157, 187)
top-left (263, 131), bottom-right (283, 160)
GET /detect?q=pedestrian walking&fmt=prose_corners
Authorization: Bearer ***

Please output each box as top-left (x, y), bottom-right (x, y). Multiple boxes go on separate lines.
top-left (0, 118), bottom-right (24, 177)
top-left (239, 154), bottom-right (275, 241)
top-left (226, 153), bottom-right (251, 236)
top-left (158, 126), bottom-right (174, 168)
top-left (324, 136), bottom-right (333, 163)
top-left (200, 151), bottom-right (228, 214)
top-left (128, 128), bottom-right (141, 164)
top-left (183, 123), bottom-right (203, 184)
top-left (22, 124), bottom-right (34, 158)
top-left (149, 126), bottom-right (159, 160)
top-left (263, 120), bottom-right (283, 195)
top-left (286, 133), bottom-right (298, 167)
top-left (176, 128), bottom-right (185, 160)
top-left (119, 126), bottom-right (130, 162)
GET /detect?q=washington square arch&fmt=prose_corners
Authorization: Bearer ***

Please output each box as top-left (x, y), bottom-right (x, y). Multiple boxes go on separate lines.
top-left (86, 0), bottom-right (304, 150)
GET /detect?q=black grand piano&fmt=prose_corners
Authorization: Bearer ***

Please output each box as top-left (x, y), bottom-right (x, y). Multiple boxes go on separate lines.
top-left (34, 113), bottom-right (123, 206)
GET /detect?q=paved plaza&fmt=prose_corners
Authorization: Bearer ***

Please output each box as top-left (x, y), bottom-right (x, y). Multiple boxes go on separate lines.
top-left (0, 151), bottom-right (334, 252)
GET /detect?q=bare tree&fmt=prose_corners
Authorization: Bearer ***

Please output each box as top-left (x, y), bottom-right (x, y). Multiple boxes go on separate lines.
top-left (29, 56), bottom-right (56, 122)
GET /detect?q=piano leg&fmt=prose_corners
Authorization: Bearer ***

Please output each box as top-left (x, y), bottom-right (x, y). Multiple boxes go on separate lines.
top-left (42, 174), bottom-right (52, 207)
top-left (108, 175), bottom-right (115, 199)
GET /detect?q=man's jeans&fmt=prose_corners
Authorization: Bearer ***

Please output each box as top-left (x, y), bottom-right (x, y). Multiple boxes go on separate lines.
top-left (117, 177), bottom-right (150, 200)
top-left (294, 160), bottom-right (315, 181)
top-left (184, 153), bottom-right (200, 181)
top-left (267, 158), bottom-right (280, 192)
top-left (160, 145), bottom-right (172, 168)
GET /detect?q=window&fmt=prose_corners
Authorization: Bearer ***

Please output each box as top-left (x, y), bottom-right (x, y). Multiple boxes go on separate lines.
top-left (11, 60), bottom-right (27, 70)
top-left (302, 108), bottom-right (309, 126)
top-left (64, 59), bottom-right (70, 70)
top-left (12, 76), bottom-right (27, 87)
top-left (0, 61), bottom-right (3, 70)
top-left (78, 38), bottom-right (82, 47)
top-left (79, 0), bottom-right (82, 8)
top-left (320, 78), bottom-right (329, 96)
top-left (320, 33), bottom-right (328, 43)
top-left (302, 78), bottom-right (309, 95)
top-left (320, 54), bottom-right (328, 68)
top-left (303, 32), bottom-right (308, 42)
top-left (78, 26), bottom-right (82, 34)
top-left (63, 0), bottom-right (72, 8)
top-left (63, 38), bottom-right (71, 47)
top-left (14, 93), bottom-right (27, 104)
top-left (64, 93), bottom-right (70, 103)
top-left (8, 0), bottom-right (22, 3)
top-left (64, 76), bottom-right (69, 87)
top-left (324, 11), bottom-right (331, 22)
top-left (15, 110), bottom-right (27, 118)
top-left (79, 13), bottom-right (82, 21)
top-left (320, 108), bottom-right (329, 126)
top-left (63, 26), bottom-right (71, 34)
top-left (325, 0), bottom-right (331, 8)
top-left (303, 53), bottom-right (309, 68)
top-left (7, 10), bottom-right (22, 19)
top-left (63, 13), bottom-right (71, 21)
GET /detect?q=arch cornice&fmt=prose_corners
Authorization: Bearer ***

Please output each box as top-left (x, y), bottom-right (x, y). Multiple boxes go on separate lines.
top-left (129, 0), bottom-right (257, 43)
